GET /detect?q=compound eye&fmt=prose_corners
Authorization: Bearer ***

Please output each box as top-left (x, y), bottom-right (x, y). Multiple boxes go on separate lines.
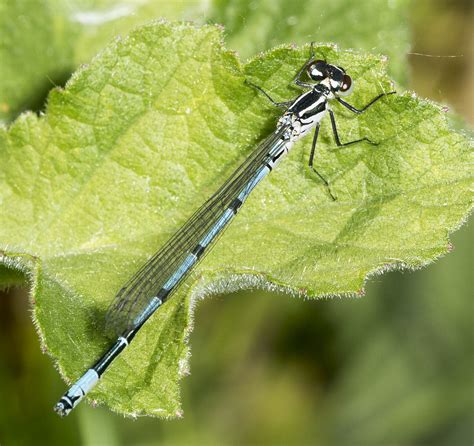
top-left (307, 60), bottom-right (327, 81)
top-left (339, 74), bottom-right (353, 96)
top-left (330, 67), bottom-right (344, 83)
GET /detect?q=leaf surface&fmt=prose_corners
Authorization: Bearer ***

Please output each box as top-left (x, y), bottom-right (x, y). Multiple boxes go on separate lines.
top-left (0, 0), bottom-right (206, 123)
top-left (0, 0), bottom-right (410, 124)
top-left (0, 22), bottom-right (471, 416)
top-left (209, 0), bottom-right (411, 80)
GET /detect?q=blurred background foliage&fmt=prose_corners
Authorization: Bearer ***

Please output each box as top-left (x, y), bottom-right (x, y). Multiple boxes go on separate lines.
top-left (0, 0), bottom-right (472, 444)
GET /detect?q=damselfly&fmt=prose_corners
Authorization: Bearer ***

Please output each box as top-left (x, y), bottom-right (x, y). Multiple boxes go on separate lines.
top-left (54, 45), bottom-right (395, 416)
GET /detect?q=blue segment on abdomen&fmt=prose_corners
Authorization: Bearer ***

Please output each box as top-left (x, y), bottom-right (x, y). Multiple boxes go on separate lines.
top-left (163, 151), bottom-right (282, 294)
top-left (238, 166), bottom-right (271, 202)
top-left (200, 208), bottom-right (234, 248)
top-left (163, 252), bottom-right (198, 290)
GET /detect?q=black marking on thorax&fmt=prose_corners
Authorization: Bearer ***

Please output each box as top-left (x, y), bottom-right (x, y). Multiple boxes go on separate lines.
top-left (289, 87), bottom-right (328, 120)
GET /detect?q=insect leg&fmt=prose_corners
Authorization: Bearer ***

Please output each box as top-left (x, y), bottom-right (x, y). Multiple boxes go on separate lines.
top-left (294, 42), bottom-right (320, 88)
top-left (336, 91), bottom-right (396, 114)
top-left (308, 123), bottom-right (336, 201)
top-left (245, 80), bottom-right (292, 108)
top-left (329, 109), bottom-right (378, 147)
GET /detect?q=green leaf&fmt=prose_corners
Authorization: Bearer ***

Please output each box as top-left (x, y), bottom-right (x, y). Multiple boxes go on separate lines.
top-left (209, 0), bottom-right (411, 81)
top-left (1, 0), bottom-right (411, 124)
top-left (0, 0), bottom-right (207, 123)
top-left (0, 22), bottom-right (471, 417)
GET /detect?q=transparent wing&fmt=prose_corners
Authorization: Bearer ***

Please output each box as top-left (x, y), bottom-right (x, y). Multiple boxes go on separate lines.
top-left (105, 127), bottom-right (289, 335)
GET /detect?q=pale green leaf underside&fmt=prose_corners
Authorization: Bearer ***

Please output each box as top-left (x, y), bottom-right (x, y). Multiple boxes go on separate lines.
top-left (209, 0), bottom-right (410, 81)
top-left (0, 22), bottom-right (472, 417)
top-left (0, 264), bottom-right (25, 289)
top-left (0, 0), bottom-right (205, 122)
top-left (1, 0), bottom-right (409, 123)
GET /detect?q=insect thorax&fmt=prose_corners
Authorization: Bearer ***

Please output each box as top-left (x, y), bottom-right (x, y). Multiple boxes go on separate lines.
top-left (278, 87), bottom-right (329, 141)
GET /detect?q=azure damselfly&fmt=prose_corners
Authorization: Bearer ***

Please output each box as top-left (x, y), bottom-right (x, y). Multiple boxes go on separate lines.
top-left (54, 44), bottom-right (395, 416)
